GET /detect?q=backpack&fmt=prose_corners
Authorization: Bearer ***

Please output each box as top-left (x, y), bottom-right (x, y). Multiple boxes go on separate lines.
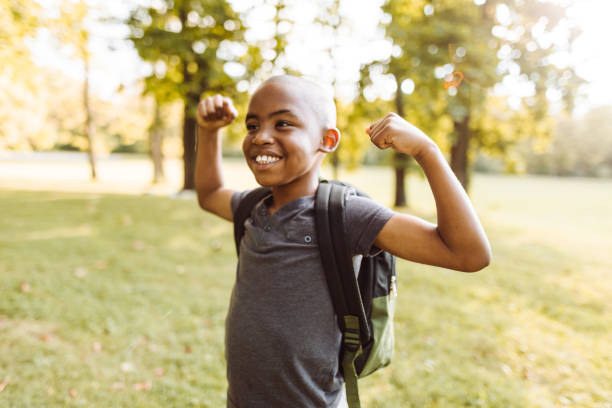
top-left (233, 180), bottom-right (397, 408)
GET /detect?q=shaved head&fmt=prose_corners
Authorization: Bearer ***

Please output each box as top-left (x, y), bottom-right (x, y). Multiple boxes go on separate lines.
top-left (256, 75), bottom-right (337, 130)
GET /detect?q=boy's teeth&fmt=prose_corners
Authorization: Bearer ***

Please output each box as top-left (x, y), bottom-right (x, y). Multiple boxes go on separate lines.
top-left (255, 155), bottom-right (280, 164)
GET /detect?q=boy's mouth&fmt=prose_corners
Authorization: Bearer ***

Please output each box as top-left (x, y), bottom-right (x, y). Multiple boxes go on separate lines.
top-left (253, 154), bottom-right (282, 168)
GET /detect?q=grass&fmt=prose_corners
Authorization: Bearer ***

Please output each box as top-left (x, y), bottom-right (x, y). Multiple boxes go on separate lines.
top-left (0, 168), bottom-right (611, 407)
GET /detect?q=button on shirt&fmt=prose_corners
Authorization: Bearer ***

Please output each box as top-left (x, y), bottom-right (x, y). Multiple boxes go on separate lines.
top-left (226, 191), bottom-right (394, 408)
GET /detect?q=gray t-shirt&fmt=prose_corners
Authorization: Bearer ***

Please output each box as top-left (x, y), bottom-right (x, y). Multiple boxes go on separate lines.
top-left (226, 190), bottom-right (394, 408)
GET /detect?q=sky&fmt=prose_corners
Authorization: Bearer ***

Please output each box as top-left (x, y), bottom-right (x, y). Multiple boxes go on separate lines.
top-left (28, 0), bottom-right (612, 116)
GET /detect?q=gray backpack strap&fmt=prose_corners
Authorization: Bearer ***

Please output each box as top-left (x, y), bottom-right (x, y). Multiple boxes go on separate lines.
top-left (317, 181), bottom-right (367, 408)
top-left (233, 187), bottom-right (271, 254)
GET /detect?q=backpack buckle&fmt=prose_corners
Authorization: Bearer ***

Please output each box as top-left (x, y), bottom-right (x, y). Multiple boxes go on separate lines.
top-left (343, 318), bottom-right (361, 351)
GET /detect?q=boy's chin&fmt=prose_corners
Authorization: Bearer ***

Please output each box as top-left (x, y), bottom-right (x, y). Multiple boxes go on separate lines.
top-left (251, 174), bottom-right (278, 187)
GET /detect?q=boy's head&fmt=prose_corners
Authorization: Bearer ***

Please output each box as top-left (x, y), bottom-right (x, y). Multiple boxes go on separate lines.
top-left (242, 75), bottom-right (340, 188)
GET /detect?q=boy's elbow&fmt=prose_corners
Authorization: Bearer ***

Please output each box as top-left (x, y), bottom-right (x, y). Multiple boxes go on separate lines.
top-left (197, 194), bottom-right (207, 211)
top-left (458, 246), bottom-right (492, 273)
top-left (196, 188), bottom-right (213, 211)
top-left (197, 193), bottom-right (214, 212)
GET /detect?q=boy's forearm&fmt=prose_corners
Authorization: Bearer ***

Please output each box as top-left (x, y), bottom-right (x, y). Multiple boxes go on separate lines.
top-left (194, 126), bottom-right (224, 202)
top-left (413, 142), bottom-right (491, 269)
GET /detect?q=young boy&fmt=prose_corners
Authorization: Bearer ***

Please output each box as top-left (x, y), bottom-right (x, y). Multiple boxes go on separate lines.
top-left (195, 75), bottom-right (491, 407)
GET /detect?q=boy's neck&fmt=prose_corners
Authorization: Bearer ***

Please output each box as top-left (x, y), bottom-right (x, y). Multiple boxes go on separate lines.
top-left (268, 176), bottom-right (319, 215)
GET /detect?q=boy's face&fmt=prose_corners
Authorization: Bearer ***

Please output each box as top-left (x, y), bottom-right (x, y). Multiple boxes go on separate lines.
top-left (243, 80), bottom-right (327, 189)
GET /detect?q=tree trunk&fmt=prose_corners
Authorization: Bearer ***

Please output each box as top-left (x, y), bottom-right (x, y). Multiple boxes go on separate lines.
top-left (393, 152), bottom-right (408, 207)
top-left (393, 74), bottom-right (409, 207)
top-left (149, 100), bottom-right (164, 184)
top-left (83, 54), bottom-right (96, 180)
top-left (179, 6), bottom-right (196, 191)
top-left (450, 113), bottom-right (471, 191)
top-left (182, 99), bottom-right (197, 191)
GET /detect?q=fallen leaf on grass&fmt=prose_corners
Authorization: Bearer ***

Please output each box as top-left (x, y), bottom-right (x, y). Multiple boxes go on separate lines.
top-left (424, 359), bottom-right (436, 372)
top-left (133, 240), bottom-right (145, 250)
top-left (0, 376), bottom-right (9, 393)
top-left (40, 333), bottom-right (51, 342)
top-left (120, 215), bottom-right (133, 226)
top-left (154, 367), bottom-right (164, 377)
top-left (120, 362), bottom-right (135, 373)
top-left (92, 342), bottom-right (102, 352)
top-left (185, 345), bottom-right (192, 354)
top-left (69, 389), bottom-right (78, 398)
top-left (74, 267), bottom-right (88, 278)
top-left (20, 282), bottom-right (30, 293)
top-left (94, 260), bottom-right (107, 270)
top-left (521, 366), bottom-right (533, 380)
top-left (133, 381), bottom-right (152, 391)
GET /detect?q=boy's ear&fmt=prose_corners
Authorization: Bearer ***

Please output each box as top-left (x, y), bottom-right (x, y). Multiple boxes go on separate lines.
top-left (320, 128), bottom-right (340, 153)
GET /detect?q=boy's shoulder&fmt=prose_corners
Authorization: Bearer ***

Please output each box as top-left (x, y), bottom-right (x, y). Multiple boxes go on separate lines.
top-left (230, 184), bottom-right (394, 219)
top-left (231, 185), bottom-right (394, 257)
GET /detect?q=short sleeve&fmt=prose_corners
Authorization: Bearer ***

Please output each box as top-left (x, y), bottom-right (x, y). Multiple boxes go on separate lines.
top-left (230, 190), bottom-right (252, 218)
top-left (344, 194), bottom-right (395, 256)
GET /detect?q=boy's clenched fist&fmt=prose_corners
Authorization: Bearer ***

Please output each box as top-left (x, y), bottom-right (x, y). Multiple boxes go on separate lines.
top-left (197, 94), bottom-right (238, 131)
top-left (367, 112), bottom-right (434, 159)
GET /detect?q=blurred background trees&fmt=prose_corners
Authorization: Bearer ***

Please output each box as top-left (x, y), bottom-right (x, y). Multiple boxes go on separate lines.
top-left (360, 0), bottom-right (584, 205)
top-left (126, 0), bottom-right (254, 190)
top-left (1, 0), bottom-right (610, 200)
top-left (1, 0), bottom-right (45, 150)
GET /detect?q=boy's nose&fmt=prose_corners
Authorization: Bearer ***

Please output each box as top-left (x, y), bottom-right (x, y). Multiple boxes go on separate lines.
top-left (252, 128), bottom-right (274, 145)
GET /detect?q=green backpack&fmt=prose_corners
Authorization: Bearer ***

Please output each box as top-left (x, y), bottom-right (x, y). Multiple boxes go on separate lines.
top-left (233, 180), bottom-right (397, 408)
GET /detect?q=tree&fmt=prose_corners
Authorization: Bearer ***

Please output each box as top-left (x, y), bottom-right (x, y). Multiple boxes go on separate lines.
top-left (126, 0), bottom-right (256, 190)
top-left (268, 0), bottom-right (291, 71)
top-left (365, 0), bottom-right (583, 198)
top-left (52, 0), bottom-right (98, 180)
top-left (315, 0), bottom-right (344, 179)
top-left (0, 0), bottom-right (45, 150)
top-left (518, 106), bottom-right (612, 177)
top-left (149, 98), bottom-right (165, 183)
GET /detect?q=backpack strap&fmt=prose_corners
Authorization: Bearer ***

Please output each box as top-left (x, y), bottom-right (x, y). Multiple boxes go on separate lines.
top-left (315, 182), bottom-right (349, 326)
top-left (233, 187), bottom-right (271, 255)
top-left (327, 182), bottom-right (370, 340)
top-left (316, 181), bottom-right (368, 408)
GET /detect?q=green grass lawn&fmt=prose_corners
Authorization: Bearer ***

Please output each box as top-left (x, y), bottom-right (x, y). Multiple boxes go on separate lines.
top-left (1, 169), bottom-right (611, 407)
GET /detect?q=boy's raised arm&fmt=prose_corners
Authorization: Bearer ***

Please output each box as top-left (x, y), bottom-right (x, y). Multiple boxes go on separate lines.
top-left (194, 95), bottom-right (238, 222)
top-left (368, 113), bottom-right (492, 272)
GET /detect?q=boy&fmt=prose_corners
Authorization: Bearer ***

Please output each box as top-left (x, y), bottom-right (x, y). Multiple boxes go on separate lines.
top-left (195, 75), bottom-right (491, 407)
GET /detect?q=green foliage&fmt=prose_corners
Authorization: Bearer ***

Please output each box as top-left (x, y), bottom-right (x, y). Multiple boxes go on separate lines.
top-left (335, 96), bottom-right (393, 169)
top-left (0, 0), bottom-right (44, 149)
top-left (126, 0), bottom-right (254, 111)
top-left (517, 106), bottom-right (612, 177)
top-left (111, 139), bottom-right (149, 155)
top-left (361, 0), bottom-right (583, 186)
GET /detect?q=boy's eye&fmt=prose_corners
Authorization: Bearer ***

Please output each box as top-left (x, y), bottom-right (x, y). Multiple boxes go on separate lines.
top-left (246, 123), bottom-right (258, 131)
top-left (276, 120), bottom-right (292, 128)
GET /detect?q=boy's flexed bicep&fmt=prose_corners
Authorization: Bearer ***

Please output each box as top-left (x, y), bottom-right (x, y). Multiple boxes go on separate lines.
top-left (374, 213), bottom-right (459, 270)
top-left (366, 114), bottom-right (491, 272)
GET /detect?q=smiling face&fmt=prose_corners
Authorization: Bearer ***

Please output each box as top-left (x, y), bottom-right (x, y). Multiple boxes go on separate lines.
top-left (242, 76), bottom-right (336, 193)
